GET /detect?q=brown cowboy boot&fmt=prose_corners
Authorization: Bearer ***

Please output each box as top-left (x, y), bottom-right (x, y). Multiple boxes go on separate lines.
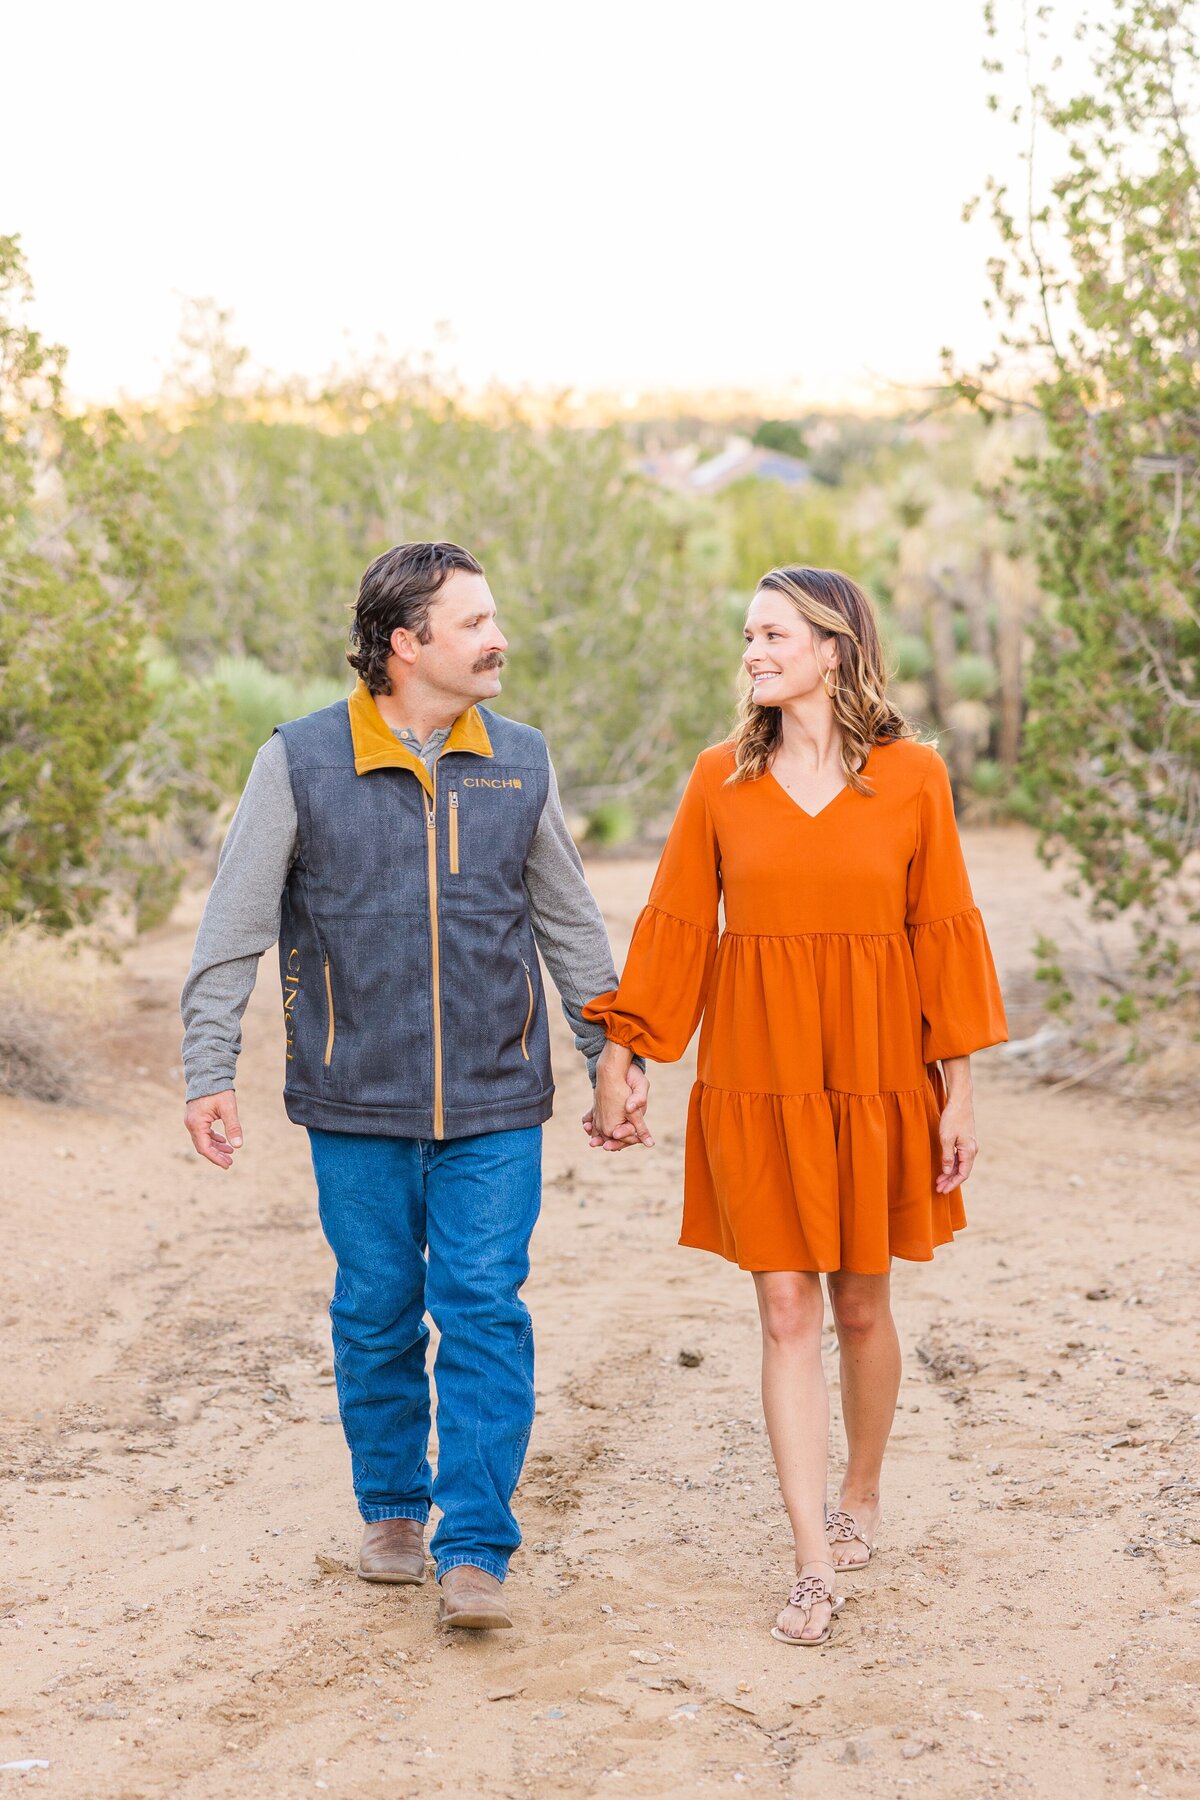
top-left (437, 1564), bottom-right (513, 1630)
top-left (357, 1518), bottom-right (427, 1585)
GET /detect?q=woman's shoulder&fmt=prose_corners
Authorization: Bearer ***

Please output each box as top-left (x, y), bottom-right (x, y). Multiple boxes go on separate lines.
top-left (867, 734), bottom-right (939, 788)
top-left (696, 739), bottom-right (737, 777)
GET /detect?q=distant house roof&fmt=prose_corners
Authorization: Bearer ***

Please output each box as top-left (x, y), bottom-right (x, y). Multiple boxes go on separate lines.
top-left (639, 435), bottom-right (811, 495)
top-left (748, 451), bottom-right (811, 487)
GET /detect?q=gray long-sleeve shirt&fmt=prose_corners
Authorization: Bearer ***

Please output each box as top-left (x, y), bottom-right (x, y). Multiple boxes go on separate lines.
top-left (181, 723), bottom-right (626, 1101)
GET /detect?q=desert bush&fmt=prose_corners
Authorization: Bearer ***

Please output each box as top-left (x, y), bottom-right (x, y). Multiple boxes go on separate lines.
top-left (970, 757), bottom-right (1006, 799)
top-left (147, 362), bottom-right (738, 823)
top-left (0, 921), bottom-right (121, 1103)
top-left (204, 655), bottom-right (348, 791)
top-left (890, 632), bottom-right (934, 681)
top-left (949, 653), bottom-right (999, 702)
top-left (720, 479), bottom-right (861, 596)
top-left (583, 800), bottom-right (637, 849)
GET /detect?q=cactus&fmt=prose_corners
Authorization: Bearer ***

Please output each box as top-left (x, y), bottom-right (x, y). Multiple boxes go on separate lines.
top-left (990, 550), bottom-right (1033, 771)
top-left (925, 577), bottom-right (958, 725)
top-left (891, 633), bottom-right (933, 681)
top-left (944, 698), bottom-right (993, 788)
top-left (893, 678), bottom-right (933, 724)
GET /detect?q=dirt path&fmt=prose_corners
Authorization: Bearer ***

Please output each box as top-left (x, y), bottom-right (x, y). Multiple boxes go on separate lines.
top-left (2, 827), bottom-right (1198, 1798)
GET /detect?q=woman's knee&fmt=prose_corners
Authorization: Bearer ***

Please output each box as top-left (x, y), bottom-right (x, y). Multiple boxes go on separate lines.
top-left (755, 1273), bottom-right (824, 1349)
top-left (828, 1274), bottom-right (892, 1339)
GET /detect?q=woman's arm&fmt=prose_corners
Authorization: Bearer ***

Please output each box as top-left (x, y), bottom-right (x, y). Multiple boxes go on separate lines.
top-left (935, 1054), bottom-right (977, 1192)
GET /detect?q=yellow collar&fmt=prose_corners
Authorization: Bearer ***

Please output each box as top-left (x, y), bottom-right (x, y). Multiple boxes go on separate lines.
top-left (346, 678), bottom-right (493, 798)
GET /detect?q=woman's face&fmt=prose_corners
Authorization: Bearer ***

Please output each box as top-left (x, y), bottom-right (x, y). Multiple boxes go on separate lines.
top-left (742, 591), bottom-right (835, 707)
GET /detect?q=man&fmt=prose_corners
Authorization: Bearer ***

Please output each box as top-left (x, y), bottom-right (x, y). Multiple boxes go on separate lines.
top-left (181, 541), bottom-right (649, 1630)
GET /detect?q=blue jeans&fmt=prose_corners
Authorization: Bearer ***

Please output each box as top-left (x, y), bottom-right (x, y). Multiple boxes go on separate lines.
top-left (307, 1125), bottom-right (542, 1583)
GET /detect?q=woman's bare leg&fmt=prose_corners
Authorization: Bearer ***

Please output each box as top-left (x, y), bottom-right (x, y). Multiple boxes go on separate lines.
top-left (752, 1270), bottom-right (836, 1640)
top-left (825, 1268), bottom-right (899, 1565)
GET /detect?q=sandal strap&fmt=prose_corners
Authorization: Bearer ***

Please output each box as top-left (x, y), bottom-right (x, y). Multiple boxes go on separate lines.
top-left (787, 1574), bottom-right (835, 1611)
top-left (824, 1506), bottom-right (872, 1548)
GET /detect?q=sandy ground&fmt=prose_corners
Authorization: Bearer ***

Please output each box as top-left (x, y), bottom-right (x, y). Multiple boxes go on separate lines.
top-left (2, 825), bottom-right (1199, 1799)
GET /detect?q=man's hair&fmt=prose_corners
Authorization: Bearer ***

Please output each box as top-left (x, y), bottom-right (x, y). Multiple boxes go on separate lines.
top-left (347, 541), bottom-right (484, 694)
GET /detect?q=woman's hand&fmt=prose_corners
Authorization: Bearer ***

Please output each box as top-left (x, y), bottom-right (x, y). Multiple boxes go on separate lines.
top-left (582, 1043), bottom-right (654, 1151)
top-left (936, 1087), bottom-right (978, 1192)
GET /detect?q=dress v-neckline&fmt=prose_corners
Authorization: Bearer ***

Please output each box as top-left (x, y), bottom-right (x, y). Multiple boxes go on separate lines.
top-left (767, 770), bottom-right (848, 820)
top-left (766, 747), bottom-right (870, 821)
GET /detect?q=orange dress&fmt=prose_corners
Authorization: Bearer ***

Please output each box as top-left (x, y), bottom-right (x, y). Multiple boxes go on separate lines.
top-left (582, 738), bottom-right (1008, 1274)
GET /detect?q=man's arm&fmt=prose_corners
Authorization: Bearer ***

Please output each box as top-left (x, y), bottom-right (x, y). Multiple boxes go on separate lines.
top-left (180, 734), bottom-right (298, 1164)
top-left (522, 756), bottom-right (650, 1142)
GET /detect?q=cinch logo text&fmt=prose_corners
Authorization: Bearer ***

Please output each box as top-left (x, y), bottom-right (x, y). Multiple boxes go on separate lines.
top-left (462, 777), bottom-right (523, 789)
top-left (283, 947), bottom-right (300, 1062)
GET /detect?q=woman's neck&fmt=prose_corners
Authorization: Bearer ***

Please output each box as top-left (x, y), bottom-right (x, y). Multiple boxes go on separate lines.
top-left (773, 700), bottom-right (842, 768)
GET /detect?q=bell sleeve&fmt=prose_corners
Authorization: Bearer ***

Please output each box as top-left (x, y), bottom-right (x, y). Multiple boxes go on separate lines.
top-left (905, 749), bottom-right (1008, 1063)
top-left (581, 755), bottom-right (721, 1062)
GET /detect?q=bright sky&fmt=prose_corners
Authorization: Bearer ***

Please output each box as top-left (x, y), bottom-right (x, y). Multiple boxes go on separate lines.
top-left (6, 0), bottom-right (1021, 408)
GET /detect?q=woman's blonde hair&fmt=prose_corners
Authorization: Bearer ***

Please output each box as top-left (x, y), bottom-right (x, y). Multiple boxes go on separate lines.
top-left (729, 566), bottom-right (914, 791)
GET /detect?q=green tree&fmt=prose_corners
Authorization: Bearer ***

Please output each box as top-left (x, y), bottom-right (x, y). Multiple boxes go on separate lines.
top-left (0, 238), bottom-right (218, 931)
top-left (751, 418), bottom-right (809, 459)
top-left (952, 2), bottom-right (1200, 951)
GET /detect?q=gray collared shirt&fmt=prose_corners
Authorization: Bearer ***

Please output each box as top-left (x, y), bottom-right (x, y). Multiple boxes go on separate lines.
top-left (181, 722), bottom-right (628, 1100)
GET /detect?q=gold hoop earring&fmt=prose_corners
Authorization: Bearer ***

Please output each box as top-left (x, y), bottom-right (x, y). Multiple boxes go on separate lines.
top-left (821, 667), bottom-right (838, 698)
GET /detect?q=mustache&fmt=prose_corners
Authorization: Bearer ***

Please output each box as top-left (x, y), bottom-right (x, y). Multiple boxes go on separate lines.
top-left (473, 652), bottom-right (506, 673)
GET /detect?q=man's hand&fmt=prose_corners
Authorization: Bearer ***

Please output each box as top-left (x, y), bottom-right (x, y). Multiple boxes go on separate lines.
top-left (582, 1043), bottom-right (654, 1152)
top-left (184, 1089), bottom-right (244, 1169)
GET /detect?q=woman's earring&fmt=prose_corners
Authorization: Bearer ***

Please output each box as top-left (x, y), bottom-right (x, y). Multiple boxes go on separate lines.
top-left (821, 666), bottom-right (838, 698)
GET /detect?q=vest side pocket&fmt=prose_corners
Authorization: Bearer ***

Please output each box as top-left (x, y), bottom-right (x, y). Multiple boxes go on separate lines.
top-left (519, 957), bottom-right (534, 1061)
top-left (448, 789), bottom-right (460, 874)
top-left (322, 955), bottom-right (336, 1068)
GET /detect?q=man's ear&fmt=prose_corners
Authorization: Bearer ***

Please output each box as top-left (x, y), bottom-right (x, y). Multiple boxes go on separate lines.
top-left (389, 626), bottom-right (419, 667)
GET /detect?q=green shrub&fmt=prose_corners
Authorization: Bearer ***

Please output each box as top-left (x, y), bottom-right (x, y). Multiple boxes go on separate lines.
top-left (1004, 779), bottom-right (1040, 824)
top-left (970, 758), bottom-right (1006, 798)
top-left (752, 419), bottom-right (808, 459)
top-left (584, 801), bottom-right (636, 848)
top-left (890, 632), bottom-right (933, 681)
top-left (949, 653), bottom-right (998, 702)
top-left (206, 655), bottom-right (348, 792)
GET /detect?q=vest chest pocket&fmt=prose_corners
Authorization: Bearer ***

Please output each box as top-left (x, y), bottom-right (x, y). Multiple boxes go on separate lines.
top-left (449, 789), bottom-right (460, 874)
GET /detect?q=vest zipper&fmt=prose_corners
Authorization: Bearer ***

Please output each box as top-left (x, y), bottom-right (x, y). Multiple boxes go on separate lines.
top-left (520, 957), bottom-right (534, 1062)
top-left (426, 779), bottom-right (445, 1138)
top-left (322, 955), bottom-right (336, 1067)
top-left (448, 788), bottom-right (460, 874)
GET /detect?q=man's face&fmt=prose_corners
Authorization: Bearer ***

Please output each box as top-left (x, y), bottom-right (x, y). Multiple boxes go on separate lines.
top-left (403, 570), bottom-right (509, 705)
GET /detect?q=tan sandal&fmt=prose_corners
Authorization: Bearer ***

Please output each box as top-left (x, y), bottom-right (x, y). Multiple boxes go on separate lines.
top-left (770, 1572), bottom-right (845, 1646)
top-left (824, 1503), bottom-right (879, 1567)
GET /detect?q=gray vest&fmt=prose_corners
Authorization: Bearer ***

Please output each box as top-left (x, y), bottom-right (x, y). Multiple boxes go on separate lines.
top-left (275, 699), bottom-right (553, 1139)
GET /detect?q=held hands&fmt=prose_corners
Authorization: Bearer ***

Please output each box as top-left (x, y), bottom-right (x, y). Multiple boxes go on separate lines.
top-left (582, 1042), bottom-right (654, 1152)
top-left (184, 1089), bottom-right (244, 1169)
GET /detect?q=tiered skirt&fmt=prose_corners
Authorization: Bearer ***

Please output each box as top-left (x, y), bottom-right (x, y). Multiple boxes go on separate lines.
top-left (591, 906), bottom-right (1001, 1274)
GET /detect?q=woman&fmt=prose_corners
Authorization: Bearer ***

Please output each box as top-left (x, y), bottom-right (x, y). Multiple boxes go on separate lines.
top-left (582, 566), bottom-right (1007, 1646)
